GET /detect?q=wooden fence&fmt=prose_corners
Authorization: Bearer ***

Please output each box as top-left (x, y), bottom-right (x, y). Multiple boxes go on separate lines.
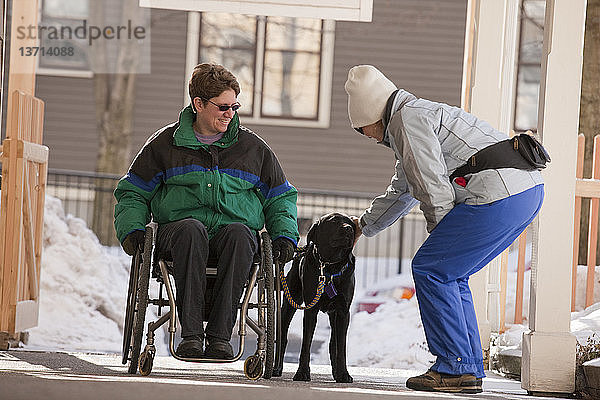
top-left (502, 134), bottom-right (600, 332)
top-left (0, 90), bottom-right (47, 346)
top-left (572, 134), bottom-right (600, 310)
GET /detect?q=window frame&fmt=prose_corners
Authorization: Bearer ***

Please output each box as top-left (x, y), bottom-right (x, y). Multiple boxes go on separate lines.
top-left (188, 13), bottom-right (335, 129)
top-left (35, 0), bottom-right (93, 78)
top-left (512, 0), bottom-right (545, 134)
top-left (198, 13), bottom-right (259, 119)
top-left (259, 16), bottom-right (324, 121)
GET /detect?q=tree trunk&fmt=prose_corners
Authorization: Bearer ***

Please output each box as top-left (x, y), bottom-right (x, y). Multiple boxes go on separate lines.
top-left (91, 0), bottom-right (146, 245)
top-left (281, 19), bottom-right (296, 115)
top-left (578, 0), bottom-right (600, 265)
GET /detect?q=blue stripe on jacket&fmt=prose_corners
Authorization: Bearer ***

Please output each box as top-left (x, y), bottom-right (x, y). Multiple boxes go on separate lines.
top-left (125, 171), bottom-right (163, 193)
top-left (127, 166), bottom-right (293, 199)
top-left (220, 168), bottom-right (294, 199)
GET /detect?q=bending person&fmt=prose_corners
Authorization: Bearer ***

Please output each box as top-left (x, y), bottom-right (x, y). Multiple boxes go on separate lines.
top-left (345, 65), bottom-right (544, 394)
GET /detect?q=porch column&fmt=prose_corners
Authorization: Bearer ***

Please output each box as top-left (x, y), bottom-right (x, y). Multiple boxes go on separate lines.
top-left (521, 0), bottom-right (586, 393)
top-left (462, 0), bottom-right (520, 358)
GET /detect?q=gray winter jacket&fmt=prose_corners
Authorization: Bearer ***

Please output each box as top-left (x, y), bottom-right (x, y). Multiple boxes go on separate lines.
top-left (359, 89), bottom-right (544, 236)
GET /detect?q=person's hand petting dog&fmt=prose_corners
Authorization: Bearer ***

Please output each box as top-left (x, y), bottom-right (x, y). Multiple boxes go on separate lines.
top-left (351, 216), bottom-right (362, 246)
top-left (272, 237), bottom-right (295, 264)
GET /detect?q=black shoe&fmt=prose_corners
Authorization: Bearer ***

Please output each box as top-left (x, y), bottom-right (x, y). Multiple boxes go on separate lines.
top-left (204, 338), bottom-right (234, 360)
top-left (175, 335), bottom-right (204, 358)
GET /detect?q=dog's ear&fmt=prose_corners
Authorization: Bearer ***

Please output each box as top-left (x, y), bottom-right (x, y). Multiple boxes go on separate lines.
top-left (306, 220), bottom-right (320, 244)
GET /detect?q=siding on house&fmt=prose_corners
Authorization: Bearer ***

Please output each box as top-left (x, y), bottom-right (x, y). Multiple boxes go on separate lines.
top-left (246, 0), bottom-right (468, 193)
top-left (36, 0), bottom-right (467, 194)
top-left (36, 9), bottom-right (188, 171)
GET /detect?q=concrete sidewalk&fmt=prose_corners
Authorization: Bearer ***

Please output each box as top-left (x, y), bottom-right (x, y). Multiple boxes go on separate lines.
top-left (0, 350), bottom-right (572, 400)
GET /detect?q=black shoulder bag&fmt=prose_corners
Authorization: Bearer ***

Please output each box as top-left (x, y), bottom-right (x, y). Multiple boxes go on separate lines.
top-left (449, 133), bottom-right (551, 181)
top-left (513, 133), bottom-right (551, 170)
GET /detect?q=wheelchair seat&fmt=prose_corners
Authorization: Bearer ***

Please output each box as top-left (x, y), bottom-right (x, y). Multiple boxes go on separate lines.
top-left (152, 234), bottom-right (262, 282)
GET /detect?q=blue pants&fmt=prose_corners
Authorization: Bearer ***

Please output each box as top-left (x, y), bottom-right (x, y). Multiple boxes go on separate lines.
top-left (411, 185), bottom-right (544, 378)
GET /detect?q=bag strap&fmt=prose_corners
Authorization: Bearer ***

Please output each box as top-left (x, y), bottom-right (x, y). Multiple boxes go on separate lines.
top-left (449, 139), bottom-right (534, 181)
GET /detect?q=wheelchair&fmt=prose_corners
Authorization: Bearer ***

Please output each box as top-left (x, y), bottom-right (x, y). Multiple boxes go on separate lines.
top-left (121, 221), bottom-right (285, 380)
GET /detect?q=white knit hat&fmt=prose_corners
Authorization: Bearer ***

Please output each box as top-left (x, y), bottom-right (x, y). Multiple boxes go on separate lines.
top-left (344, 65), bottom-right (397, 128)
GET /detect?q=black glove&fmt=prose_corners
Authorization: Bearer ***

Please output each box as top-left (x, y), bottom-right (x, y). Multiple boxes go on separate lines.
top-left (122, 230), bottom-right (145, 256)
top-left (272, 237), bottom-right (295, 264)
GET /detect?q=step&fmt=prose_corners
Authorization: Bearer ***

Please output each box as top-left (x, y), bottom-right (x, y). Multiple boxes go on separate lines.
top-left (582, 358), bottom-right (600, 399)
top-left (492, 348), bottom-right (521, 379)
top-left (492, 348), bottom-right (600, 397)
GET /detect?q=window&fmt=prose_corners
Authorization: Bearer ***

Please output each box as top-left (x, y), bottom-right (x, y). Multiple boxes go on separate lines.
top-left (200, 14), bottom-right (257, 118)
top-left (198, 13), bottom-right (335, 128)
top-left (513, 0), bottom-right (545, 132)
top-left (37, 0), bottom-right (92, 76)
top-left (261, 16), bottom-right (322, 119)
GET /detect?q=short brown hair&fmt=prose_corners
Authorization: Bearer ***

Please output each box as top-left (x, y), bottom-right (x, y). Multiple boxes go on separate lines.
top-left (189, 63), bottom-right (240, 110)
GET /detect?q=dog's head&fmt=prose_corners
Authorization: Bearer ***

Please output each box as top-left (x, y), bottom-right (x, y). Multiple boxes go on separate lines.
top-left (306, 212), bottom-right (356, 263)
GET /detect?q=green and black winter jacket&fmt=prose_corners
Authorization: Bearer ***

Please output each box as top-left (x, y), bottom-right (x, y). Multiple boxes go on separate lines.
top-left (114, 105), bottom-right (299, 245)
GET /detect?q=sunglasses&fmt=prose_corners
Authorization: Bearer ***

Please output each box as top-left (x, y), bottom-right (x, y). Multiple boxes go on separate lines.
top-left (354, 127), bottom-right (365, 135)
top-left (201, 97), bottom-right (241, 112)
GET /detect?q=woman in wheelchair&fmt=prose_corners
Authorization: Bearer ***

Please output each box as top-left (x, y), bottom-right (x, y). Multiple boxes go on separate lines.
top-left (115, 63), bottom-right (298, 362)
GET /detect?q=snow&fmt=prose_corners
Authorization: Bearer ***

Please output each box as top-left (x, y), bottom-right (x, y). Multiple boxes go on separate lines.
top-left (494, 276), bottom-right (600, 355)
top-left (584, 357), bottom-right (600, 367)
top-left (318, 297), bottom-right (434, 369)
top-left (20, 195), bottom-right (600, 372)
top-left (26, 196), bottom-right (134, 353)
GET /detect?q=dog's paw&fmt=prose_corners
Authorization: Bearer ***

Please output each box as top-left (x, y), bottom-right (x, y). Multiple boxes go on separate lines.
top-left (272, 366), bottom-right (283, 377)
top-left (335, 371), bottom-right (353, 383)
top-left (293, 368), bottom-right (311, 381)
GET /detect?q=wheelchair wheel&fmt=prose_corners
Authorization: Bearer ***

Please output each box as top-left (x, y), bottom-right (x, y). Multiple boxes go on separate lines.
top-left (260, 232), bottom-right (275, 379)
top-left (125, 228), bottom-right (154, 374)
top-left (244, 354), bottom-right (264, 380)
top-left (122, 250), bottom-right (141, 365)
top-left (274, 260), bottom-right (283, 375)
top-left (139, 346), bottom-right (155, 376)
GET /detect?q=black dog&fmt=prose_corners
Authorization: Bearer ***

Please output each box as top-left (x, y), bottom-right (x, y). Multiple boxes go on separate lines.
top-left (272, 212), bottom-right (356, 383)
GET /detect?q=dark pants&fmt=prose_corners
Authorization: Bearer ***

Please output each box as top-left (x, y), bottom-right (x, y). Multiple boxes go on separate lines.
top-left (157, 219), bottom-right (257, 341)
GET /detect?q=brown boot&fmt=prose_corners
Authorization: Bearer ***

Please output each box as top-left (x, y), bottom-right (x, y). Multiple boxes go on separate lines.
top-left (405, 370), bottom-right (482, 393)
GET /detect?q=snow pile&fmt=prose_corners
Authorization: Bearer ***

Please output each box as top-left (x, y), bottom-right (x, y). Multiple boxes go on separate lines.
top-left (321, 298), bottom-right (434, 369)
top-left (26, 195), bottom-right (131, 352)
top-left (571, 302), bottom-right (600, 343)
top-left (495, 301), bottom-right (600, 361)
top-left (309, 273), bottom-right (430, 369)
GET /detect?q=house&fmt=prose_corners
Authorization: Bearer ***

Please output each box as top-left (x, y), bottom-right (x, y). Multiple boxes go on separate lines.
top-left (35, 0), bottom-right (468, 194)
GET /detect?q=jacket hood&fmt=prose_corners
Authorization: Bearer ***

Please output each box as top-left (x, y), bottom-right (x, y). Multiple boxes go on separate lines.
top-left (173, 105), bottom-right (239, 150)
top-left (379, 89), bottom-right (417, 148)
